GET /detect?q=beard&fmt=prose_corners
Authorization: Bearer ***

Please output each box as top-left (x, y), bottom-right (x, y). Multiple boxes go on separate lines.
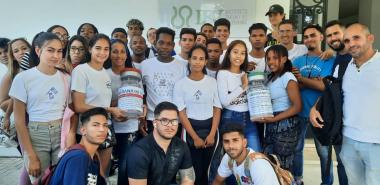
top-left (157, 128), bottom-right (176, 140)
top-left (253, 44), bottom-right (264, 50)
top-left (307, 46), bottom-right (316, 51)
top-left (328, 41), bottom-right (345, 52)
top-left (226, 147), bottom-right (244, 159)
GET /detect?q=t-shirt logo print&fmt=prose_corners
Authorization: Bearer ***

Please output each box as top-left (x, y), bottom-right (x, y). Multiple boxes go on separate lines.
top-left (240, 175), bottom-right (252, 184)
top-left (46, 87), bottom-right (58, 100)
top-left (87, 173), bottom-right (97, 185)
top-left (193, 90), bottom-right (202, 100)
top-left (159, 79), bottom-right (166, 87)
top-left (152, 72), bottom-right (175, 97)
top-left (230, 92), bottom-right (247, 106)
top-left (106, 81), bottom-right (112, 89)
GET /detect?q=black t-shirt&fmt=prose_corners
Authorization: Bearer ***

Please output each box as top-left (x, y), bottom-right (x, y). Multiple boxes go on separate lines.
top-left (266, 33), bottom-right (298, 47)
top-left (127, 133), bottom-right (192, 185)
top-left (332, 53), bottom-right (352, 74)
top-left (266, 33), bottom-right (279, 47)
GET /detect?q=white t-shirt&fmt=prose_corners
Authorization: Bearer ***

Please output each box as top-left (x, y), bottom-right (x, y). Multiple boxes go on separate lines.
top-left (264, 44), bottom-right (307, 62)
top-left (217, 70), bottom-right (248, 112)
top-left (333, 51), bottom-right (380, 143)
top-left (174, 54), bottom-right (189, 66)
top-left (132, 61), bottom-right (142, 71)
top-left (147, 46), bottom-right (156, 59)
top-left (71, 63), bottom-right (112, 108)
top-left (288, 44), bottom-right (308, 61)
top-left (247, 55), bottom-right (266, 72)
top-left (128, 45), bottom-right (133, 56)
top-left (0, 63), bottom-right (7, 82)
top-left (9, 68), bottom-right (70, 122)
top-left (71, 63), bottom-right (112, 133)
top-left (206, 68), bottom-right (217, 79)
top-left (173, 75), bottom-right (221, 120)
top-left (268, 72), bottom-right (297, 112)
top-left (217, 148), bottom-right (280, 185)
top-left (106, 69), bottom-right (139, 133)
top-left (141, 57), bottom-right (187, 120)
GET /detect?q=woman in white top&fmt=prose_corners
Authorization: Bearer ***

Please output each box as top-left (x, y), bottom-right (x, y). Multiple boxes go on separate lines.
top-left (256, 45), bottom-right (302, 170)
top-left (71, 34), bottom-right (125, 178)
top-left (174, 45), bottom-right (221, 185)
top-left (63, 35), bottom-right (89, 73)
top-left (9, 32), bottom-right (69, 182)
top-left (217, 40), bottom-right (261, 151)
top-left (0, 38), bottom-right (32, 185)
top-left (0, 38), bottom-right (31, 137)
top-left (213, 40), bottom-right (262, 184)
top-left (106, 39), bottom-right (144, 185)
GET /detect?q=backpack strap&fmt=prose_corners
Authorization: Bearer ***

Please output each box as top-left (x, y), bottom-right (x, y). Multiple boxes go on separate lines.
top-left (228, 149), bottom-right (253, 184)
top-left (248, 153), bottom-right (295, 185)
top-left (228, 157), bottom-right (233, 170)
top-left (243, 154), bottom-right (252, 182)
top-left (227, 157), bottom-right (238, 182)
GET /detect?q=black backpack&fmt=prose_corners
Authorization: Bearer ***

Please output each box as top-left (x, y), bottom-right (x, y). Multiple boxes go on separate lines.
top-left (311, 61), bottom-right (349, 176)
top-left (312, 61), bottom-right (349, 146)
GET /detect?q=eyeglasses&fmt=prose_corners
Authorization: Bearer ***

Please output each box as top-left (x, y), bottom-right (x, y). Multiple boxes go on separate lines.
top-left (128, 26), bottom-right (140, 31)
top-left (155, 118), bottom-right (179, 126)
top-left (70, 47), bottom-right (85, 53)
top-left (54, 33), bottom-right (70, 40)
top-left (279, 30), bottom-right (293, 34)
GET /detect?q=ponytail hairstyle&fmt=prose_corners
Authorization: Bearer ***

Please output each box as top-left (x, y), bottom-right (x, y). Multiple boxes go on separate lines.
top-left (187, 44), bottom-right (208, 75)
top-left (265, 44), bottom-right (292, 82)
top-left (104, 39), bottom-right (133, 69)
top-left (47, 25), bottom-right (69, 55)
top-left (76, 23), bottom-right (99, 36)
top-left (47, 25), bottom-right (69, 35)
top-left (220, 40), bottom-right (248, 72)
top-left (7, 38), bottom-right (31, 79)
top-left (65, 35), bottom-right (89, 72)
top-left (27, 32), bottom-right (45, 68)
top-left (87, 33), bottom-right (111, 63)
top-left (34, 32), bottom-right (62, 53)
top-left (34, 32), bottom-right (63, 64)
top-left (32, 32), bottom-right (67, 73)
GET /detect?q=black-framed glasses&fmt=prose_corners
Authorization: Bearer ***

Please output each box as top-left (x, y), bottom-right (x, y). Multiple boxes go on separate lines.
top-left (54, 33), bottom-right (70, 40)
top-left (155, 118), bottom-right (179, 126)
top-left (279, 29), bottom-right (293, 34)
top-left (70, 46), bottom-right (85, 53)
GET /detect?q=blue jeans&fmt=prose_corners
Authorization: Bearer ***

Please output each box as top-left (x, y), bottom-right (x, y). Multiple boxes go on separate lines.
top-left (293, 117), bottom-right (308, 181)
top-left (220, 109), bottom-right (261, 151)
top-left (116, 132), bottom-right (138, 185)
top-left (314, 136), bottom-right (347, 185)
top-left (340, 136), bottom-right (380, 185)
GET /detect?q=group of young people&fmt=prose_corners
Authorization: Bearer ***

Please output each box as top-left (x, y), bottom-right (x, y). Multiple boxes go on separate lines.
top-left (0, 3), bottom-right (379, 185)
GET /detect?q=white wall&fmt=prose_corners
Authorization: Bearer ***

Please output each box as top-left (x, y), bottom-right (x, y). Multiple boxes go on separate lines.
top-left (1, 0), bottom-right (290, 49)
top-left (358, 0), bottom-right (380, 50)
